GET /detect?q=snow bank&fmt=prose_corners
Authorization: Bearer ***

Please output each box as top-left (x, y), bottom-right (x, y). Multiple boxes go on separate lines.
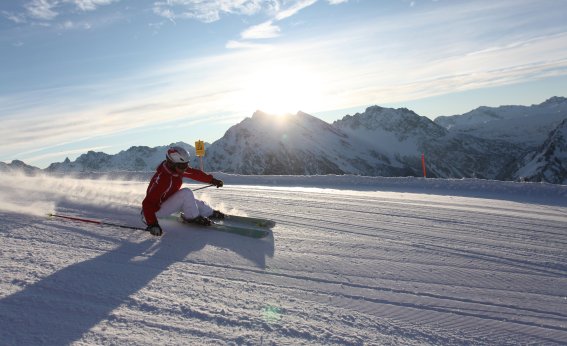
top-left (213, 173), bottom-right (567, 206)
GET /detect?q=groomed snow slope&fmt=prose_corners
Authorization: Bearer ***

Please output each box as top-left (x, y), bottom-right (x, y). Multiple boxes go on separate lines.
top-left (0, 173), bottom-right (566, 345)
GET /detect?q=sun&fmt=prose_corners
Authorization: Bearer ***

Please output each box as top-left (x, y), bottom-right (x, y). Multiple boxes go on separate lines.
top-left (239, 63), bottom-right (324, 116)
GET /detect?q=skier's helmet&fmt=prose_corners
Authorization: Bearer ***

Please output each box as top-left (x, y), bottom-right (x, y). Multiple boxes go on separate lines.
top-left (166, 146), bottom-right (190, 164)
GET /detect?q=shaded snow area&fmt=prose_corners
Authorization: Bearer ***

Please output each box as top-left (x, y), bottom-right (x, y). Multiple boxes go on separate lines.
top-left (0, 172), bottom-right (566, 345)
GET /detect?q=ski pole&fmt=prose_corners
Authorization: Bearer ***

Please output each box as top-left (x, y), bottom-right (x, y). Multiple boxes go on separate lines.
top-left (48, 213), bottom-right (147, 232)
top-left (192, 184), bottom-right (215, 191)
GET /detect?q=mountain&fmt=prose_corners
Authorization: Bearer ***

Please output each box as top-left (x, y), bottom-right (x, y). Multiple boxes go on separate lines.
top-left (434, 96), bottom-right (567, 148)
top-left (332, 106), bottom-right (445, 176)
top-left (205, 111), bottom-right (352, 175)
top-left (0, 160), bottom-right (41, 175)
top-left (513, 118), bottom-right (567, 184)
top-left (331, 106), bottom-right (521, 179)
top-left (199, 106), bottom-right (522, 179)
top-left (14, 96), bottom-right (567, 184)
top-left (45, 142), bottom-right (200, 173)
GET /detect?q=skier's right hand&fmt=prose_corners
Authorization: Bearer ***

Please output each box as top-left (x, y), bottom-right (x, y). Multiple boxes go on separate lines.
top-left (211, 177), bottom-right (224, 188)
top-left (146, 223), bottom-right (163, 236)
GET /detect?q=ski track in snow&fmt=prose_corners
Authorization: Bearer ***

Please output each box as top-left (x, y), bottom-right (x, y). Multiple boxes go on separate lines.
top-left (0, 174), bottom-right (566, 345)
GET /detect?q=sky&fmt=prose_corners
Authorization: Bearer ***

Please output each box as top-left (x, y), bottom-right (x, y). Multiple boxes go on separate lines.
top-left (1, 0), bottom-right (566, 168)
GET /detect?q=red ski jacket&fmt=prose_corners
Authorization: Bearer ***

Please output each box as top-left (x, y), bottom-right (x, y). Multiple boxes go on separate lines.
top-left (142, 161), bottom-right (213, 225)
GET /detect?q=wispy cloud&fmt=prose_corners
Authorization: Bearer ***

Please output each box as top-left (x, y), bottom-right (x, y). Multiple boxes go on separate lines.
top-left (225, 40), bottom-right (270, 49)
top-left (60, 19), bottom-right (92, 30)
top-left (25, 0), bottom-right (59, 20)
top-left (10, 0), bottom-right (118, 22)
top-left (229, 0), bottom-right (319, 48)
top-left (2, 10), bottom-right (28, 23)
top-left (2, 0), bottom-right (567, 167)
top-left (152, 0), bottom-right (269, 23)
top-left (274, 0), bottom-right (316, 21)
top-left (4, 0), bottom-right (567, 162)
top-left (240, 21), bottom-right (281, 39)
top-left (72, 0), bottom-right (117, 11)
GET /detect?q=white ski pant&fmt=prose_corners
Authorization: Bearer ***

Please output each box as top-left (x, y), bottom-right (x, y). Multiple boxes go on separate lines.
top-left (155, 188), bottom-right (213, 220)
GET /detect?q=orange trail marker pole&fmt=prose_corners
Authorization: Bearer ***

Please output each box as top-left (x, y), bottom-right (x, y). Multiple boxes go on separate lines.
top-left (421, 153), bottom-right (427, 178)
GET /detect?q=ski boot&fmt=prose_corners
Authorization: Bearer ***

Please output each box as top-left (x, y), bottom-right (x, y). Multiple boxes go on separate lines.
top-left (210, 210), bottom-right (225, 220)
top-left (180, 213), bottom-right (212, 226)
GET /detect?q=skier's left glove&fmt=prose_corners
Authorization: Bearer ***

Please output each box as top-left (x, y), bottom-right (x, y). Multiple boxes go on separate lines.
top-left (146, 223), bottom-right (163, 236)
top-left (211, 177), bottom-right (224, 188)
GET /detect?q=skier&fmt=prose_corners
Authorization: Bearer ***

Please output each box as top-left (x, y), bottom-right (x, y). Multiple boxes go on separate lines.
top-left (142, 146), bottom-right (224, 236)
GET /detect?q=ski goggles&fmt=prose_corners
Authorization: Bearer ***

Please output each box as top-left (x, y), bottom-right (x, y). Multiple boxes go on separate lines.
top-left (174, 162), bottom-right (188, 170)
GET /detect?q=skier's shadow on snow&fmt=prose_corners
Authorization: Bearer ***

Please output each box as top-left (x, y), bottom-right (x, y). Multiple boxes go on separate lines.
top-left (0, 218), bottom-right (274, 345)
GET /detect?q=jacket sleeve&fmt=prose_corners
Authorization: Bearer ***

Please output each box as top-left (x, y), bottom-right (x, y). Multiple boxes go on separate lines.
top-left (142, 171), bottom-right (169, 225)
top-left (183, 167), bottom-right (214, 184)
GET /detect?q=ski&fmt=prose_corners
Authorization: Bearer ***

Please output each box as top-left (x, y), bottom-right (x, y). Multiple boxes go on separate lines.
top-left (209, 222), bottom-right (269, 238)
top-left (222, 215), bottom-right (275, 228)
top-left (181, 220), bottom-right (270, 238)
top-left (172, 214), bottom-right (272, 238)
top-left (49, 213), bottom-right (272, 238)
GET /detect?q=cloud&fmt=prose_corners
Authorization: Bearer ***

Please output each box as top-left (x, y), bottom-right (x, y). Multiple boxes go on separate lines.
top-left (240, 21), bottom-right (281, 39)
top-left (152, 0), bottom-right (269, 23)
top-left (2, 10), bottom-right (28, 23)
top-left (3, 0), bottom-right (567, 167)
top-left (5, 14), bottom-right (567, 162)
top-left (15, 0), bottom-right (118, 22)
top-left (274, 0), bottom-right (317, 21)
top-left (226, 40), bottom-right (270, 49)
top-left (231, 0), bottom-right (318, 47)
top-left (327, 0), bottom-right (348, 4)
top-left (150, 0), bottom-right (320, 44)
top-left (25, 0), bottom-right (59, 20)
top-left (71, 0), bottom-right (117, 11)
top-left (60, 19), bottom-right (92, 30)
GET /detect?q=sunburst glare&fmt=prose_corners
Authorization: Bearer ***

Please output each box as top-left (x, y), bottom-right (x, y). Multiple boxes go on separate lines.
top-left (240, 63), bottom-right (324, 116)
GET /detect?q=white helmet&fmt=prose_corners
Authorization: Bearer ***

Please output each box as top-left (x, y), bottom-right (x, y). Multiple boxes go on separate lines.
top-left (166, 146), bottom-right (190, 163)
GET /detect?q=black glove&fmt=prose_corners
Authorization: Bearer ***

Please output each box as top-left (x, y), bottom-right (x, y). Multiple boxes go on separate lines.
top-left (146, 223), bottom-right (162, 236)
top-left (211, 177), bottom-right (224, 188)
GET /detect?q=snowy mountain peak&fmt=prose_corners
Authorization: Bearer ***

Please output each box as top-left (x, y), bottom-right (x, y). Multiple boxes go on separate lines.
top-left (0, 159), bottom-right (40, 175)
top-left (515, 118), bottom-right (567, 184)
top-left (250, 110), bottom-right (321, 124)
top-left (205, 110), bottom-right (355, 175)
top-left (540, 96), bottom-right (567, 107)
top-left (250, 110), bottom-right (274, 121)
top-left (338, 106), bottom-right (410, 128)
top-left (6, 97), bottom-right (567, 184)
top-left (45, 142), bottom-right (198, 173)
top-left (434, 96), bottom-right (567, 147)
top-left (334, 105), bottom-right (445, 137)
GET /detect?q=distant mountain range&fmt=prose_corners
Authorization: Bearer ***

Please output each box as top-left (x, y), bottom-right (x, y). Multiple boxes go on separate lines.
top-left (2, 96), bottom-right (566, 184)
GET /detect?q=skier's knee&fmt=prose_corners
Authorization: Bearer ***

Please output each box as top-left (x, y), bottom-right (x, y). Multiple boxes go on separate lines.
top-left (180, 188), bottom-right (195, 199)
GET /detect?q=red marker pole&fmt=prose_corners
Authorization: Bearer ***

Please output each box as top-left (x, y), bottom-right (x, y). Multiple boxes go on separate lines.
top-left (421, 153), bottom-right (427, 178)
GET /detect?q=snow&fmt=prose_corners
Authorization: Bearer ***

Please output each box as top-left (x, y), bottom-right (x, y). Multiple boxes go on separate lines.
top-left (1, 171), bottom-right (566, 345)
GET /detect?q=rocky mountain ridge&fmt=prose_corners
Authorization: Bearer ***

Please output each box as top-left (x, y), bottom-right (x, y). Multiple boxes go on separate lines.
top-left (3, 97), bottom-right (566, 184)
